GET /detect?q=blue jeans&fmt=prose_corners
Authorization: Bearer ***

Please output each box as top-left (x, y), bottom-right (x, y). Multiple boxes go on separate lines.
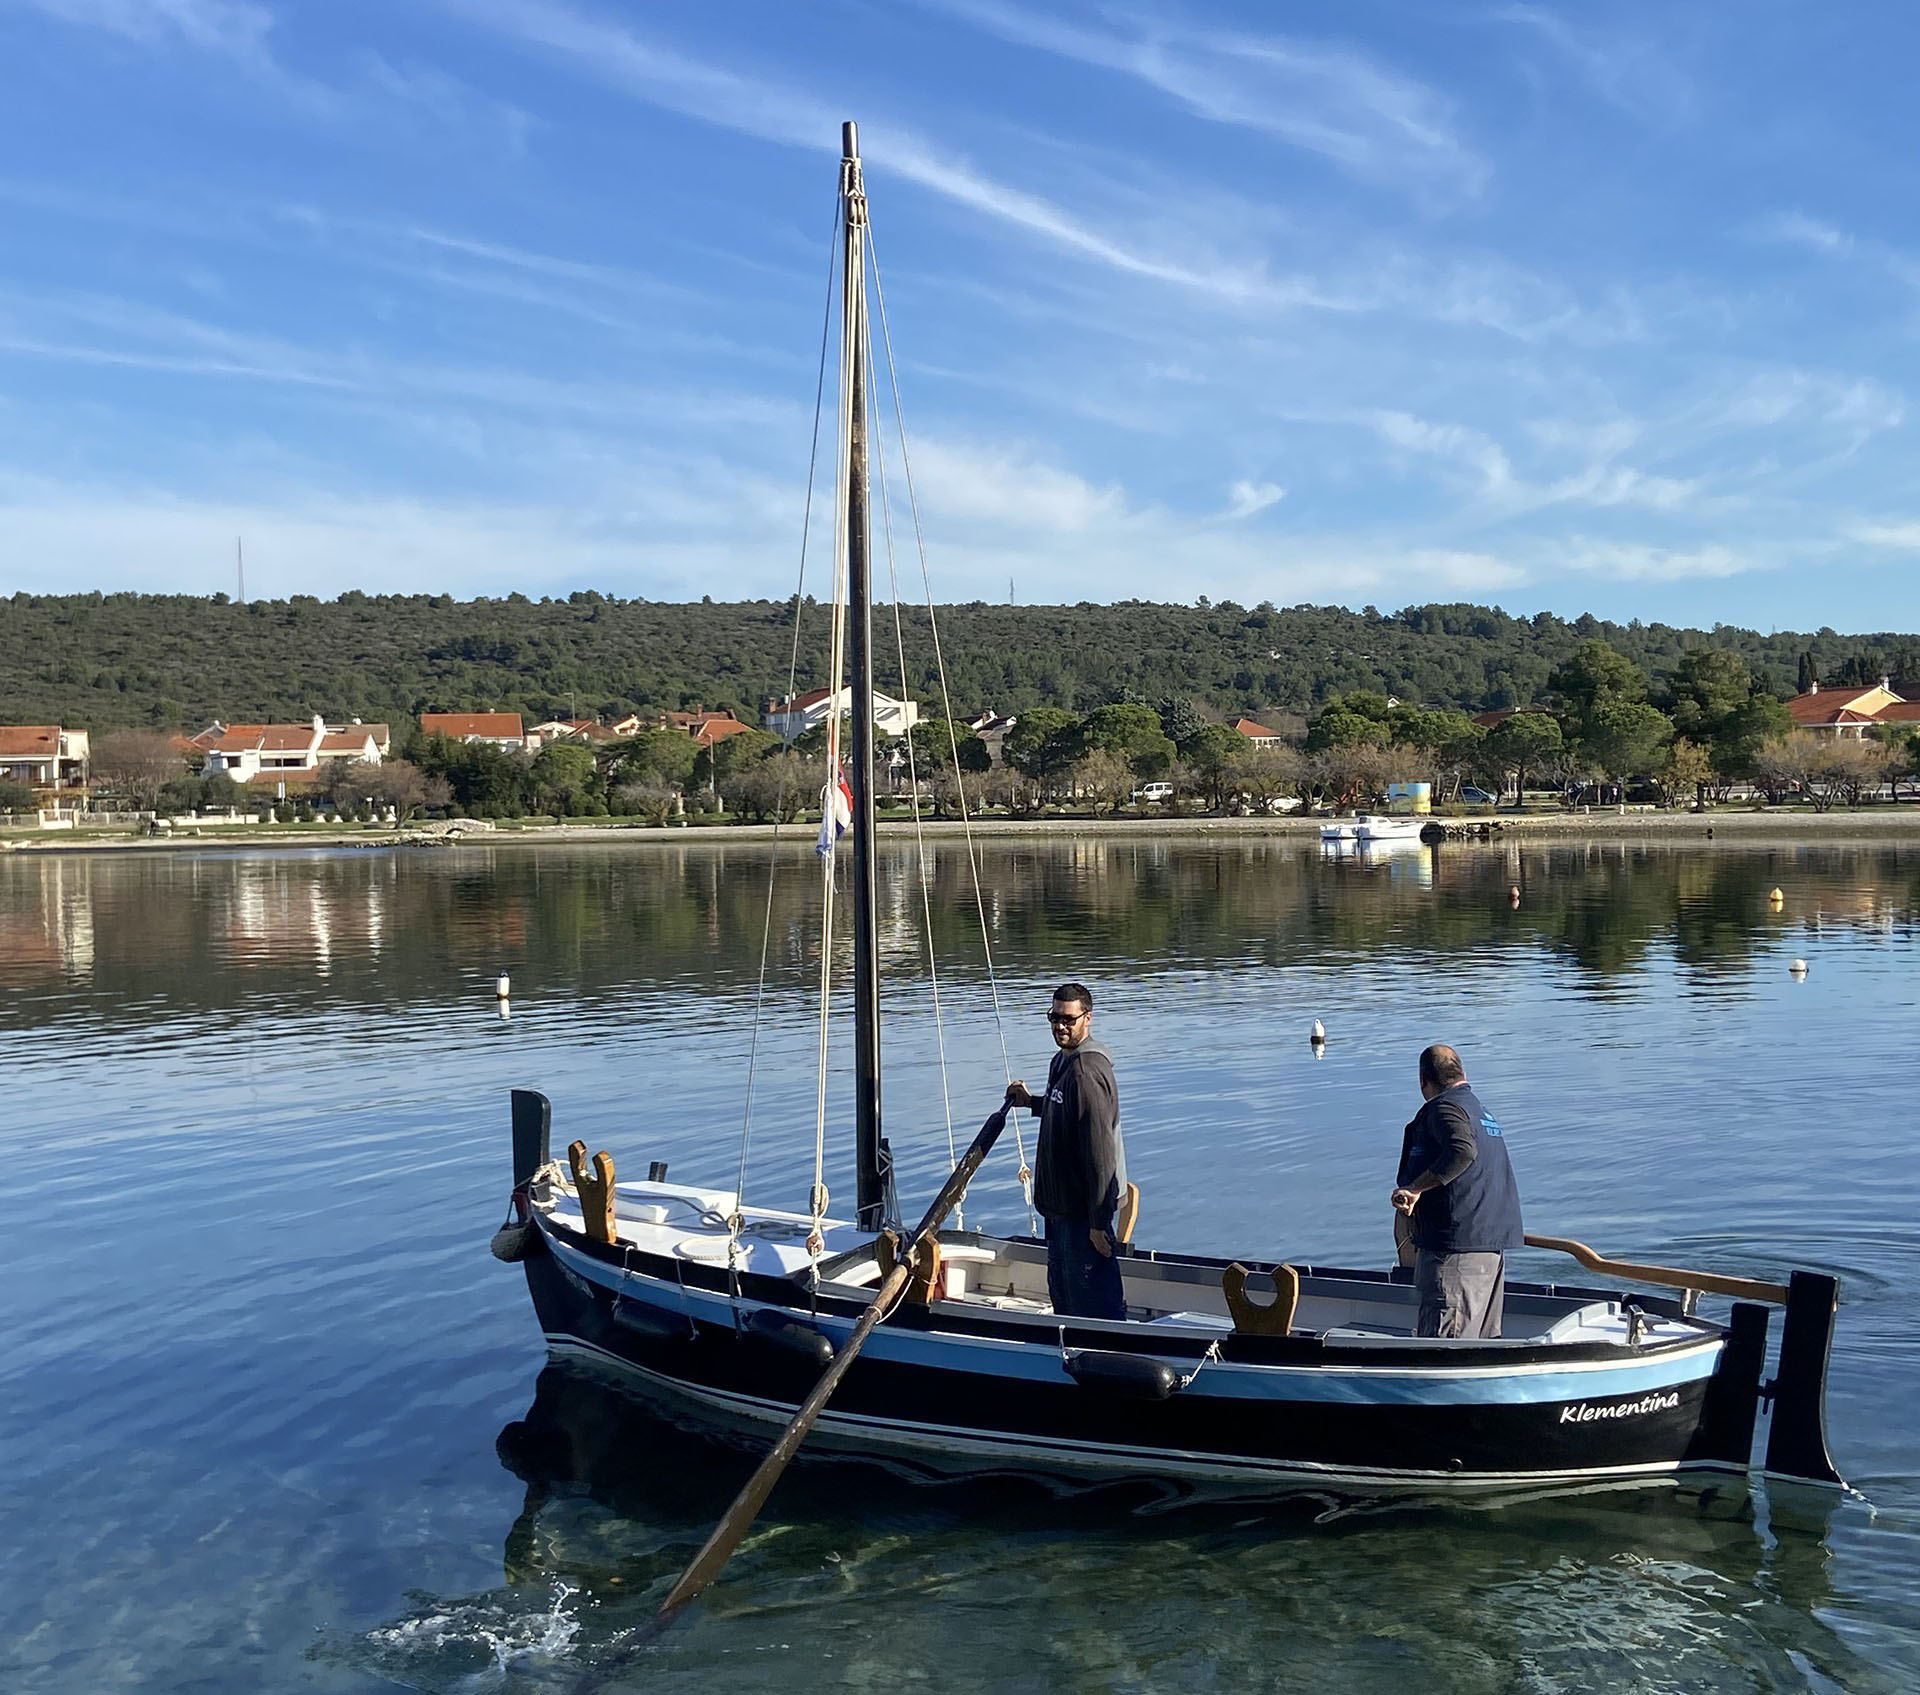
top-left (1045, 1217), bottom-right (1126, 1320)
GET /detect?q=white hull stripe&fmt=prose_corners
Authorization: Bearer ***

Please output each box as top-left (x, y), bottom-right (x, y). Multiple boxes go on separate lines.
top-left (545, 1235), bottom-right (1724, 1408)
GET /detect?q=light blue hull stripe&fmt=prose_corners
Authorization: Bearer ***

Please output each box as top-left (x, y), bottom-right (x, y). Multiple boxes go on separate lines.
top-left (548, 1235), bottom-right (1724, 1409)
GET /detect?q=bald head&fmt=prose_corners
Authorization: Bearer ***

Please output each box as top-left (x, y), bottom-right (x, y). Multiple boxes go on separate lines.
top-left (1419, 1045), bottom-right (1466, 1097)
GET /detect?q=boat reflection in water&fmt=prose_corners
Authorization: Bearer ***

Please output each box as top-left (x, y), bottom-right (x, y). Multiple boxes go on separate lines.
top-left (389, 1362), bottom-right (1850, 1689)
top-left (1320, 836), bottom-right (1437, 888)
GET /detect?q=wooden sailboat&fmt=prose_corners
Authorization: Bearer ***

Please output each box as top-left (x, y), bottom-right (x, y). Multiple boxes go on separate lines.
top-left (493, 124), bottom-right (1843, 1506)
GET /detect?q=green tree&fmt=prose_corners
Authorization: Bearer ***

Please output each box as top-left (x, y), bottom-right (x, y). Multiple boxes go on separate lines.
top-left (1182, 722), bottom-right (1250, 810)
top-left (1483, 712), bottom-right (1563, 801)
top-left (0, 778), bottom-right (39, 813)
top-left (1665, 649), bottom-right (1754, 741)
top-left (908, 718), bottom-right (990, 775)
top-left (1549, 640), bottom-right (1648, 739)
top-left (616, 729), bottom-right (697, 790)
top-left (1710, 693), bottom-right (1791, 787)
top-left (1003, 707), bottom-right (1081, 786)
top-left (1304, 698), bottom-right (1392, 752)
top-left (1797, 650), bottom-right (1816, 694)
top-left (1158, 695), bottom-right (1204, 747)
top-left (1080, 703), bottom-right (1175, 775)
top-left (1579, 700), bottom-right (1672, 795)
top-left (529, 742), bottom-right (599, 815)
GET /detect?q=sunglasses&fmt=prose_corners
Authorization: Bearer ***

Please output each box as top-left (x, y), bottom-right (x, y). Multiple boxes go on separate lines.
top-left (1046, 1008), bottom-right (1088, 1026)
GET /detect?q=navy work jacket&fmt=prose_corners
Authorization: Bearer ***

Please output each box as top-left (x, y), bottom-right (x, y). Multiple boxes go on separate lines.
top-left (1396, 1082), bottom-right (1524, 1255)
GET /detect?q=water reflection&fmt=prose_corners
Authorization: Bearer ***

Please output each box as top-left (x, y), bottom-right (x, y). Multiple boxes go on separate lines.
top-left (3, 838), bottom-right (1917, 1032)
top-left (330, 1362), bottom-right (1887, 1694)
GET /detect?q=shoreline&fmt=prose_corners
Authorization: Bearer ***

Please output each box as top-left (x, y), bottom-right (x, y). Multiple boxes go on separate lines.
top-left (9, 806), bottom-right (1920, 854)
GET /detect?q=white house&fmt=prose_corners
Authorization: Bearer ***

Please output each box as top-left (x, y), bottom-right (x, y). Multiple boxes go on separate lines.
top-left (763, 687), bottom-right (919, 742)
top-left (0, 725), bottom-right (89, 792)
top-left (193, 716), bottom-right (388, 784)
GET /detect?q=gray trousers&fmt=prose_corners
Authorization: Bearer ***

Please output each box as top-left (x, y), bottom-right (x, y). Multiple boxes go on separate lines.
top-left (1414, 1249), bottom-right (1506, 1338)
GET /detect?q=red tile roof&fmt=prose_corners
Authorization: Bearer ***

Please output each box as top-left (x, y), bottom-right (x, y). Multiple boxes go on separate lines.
top-left (317, 731), bottom-right (380, 755)
top-left (1471, 708), bottom-right (1516, 729)
top-left (1232, 717), bottom-right (1280, 740)
top-left (1783, 686), bottom-right (1892, 725)
top-left (0, 726), bottom-right (59, 758)
top-left (422, 712), bottom-right (524, 740)
top-left (694, 718), bottom-right (753, 747)
top-left (1877, 700), bottom-right (1920, 722)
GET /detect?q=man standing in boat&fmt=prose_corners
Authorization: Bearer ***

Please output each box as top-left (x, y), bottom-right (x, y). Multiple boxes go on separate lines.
top-left (1390, 1045), bottom-right (1523, 1338)
top-left (1006, 983), bottom-right (1128, 1321)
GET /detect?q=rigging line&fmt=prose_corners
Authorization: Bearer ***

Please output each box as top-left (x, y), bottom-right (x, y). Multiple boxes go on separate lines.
top-left (866, 226), bottom-right (1032, 1228)
top-left (865, 288), bottom-right (962, 1223)
top-left (736, 184), bottom-right (842, 1223)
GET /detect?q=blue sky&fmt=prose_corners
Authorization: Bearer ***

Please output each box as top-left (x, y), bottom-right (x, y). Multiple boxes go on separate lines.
top-left (2, 0), bottom-right (1918, 629)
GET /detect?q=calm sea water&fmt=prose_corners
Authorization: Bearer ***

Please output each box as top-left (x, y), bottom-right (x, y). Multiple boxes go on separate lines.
top-left (2, 833), bottom-right (1917, 1693)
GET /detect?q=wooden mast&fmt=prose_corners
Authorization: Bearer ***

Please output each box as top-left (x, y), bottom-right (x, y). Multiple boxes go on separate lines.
top-left (842, 121), bottom-right (895, 1230)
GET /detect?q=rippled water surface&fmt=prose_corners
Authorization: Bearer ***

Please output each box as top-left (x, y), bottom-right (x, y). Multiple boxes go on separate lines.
top-left (3, 834), bottom-right (1918, 1692)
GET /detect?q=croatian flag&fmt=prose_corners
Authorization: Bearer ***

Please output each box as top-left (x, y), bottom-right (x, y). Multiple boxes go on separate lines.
top-left (816, 763), bottom-right (853, 857)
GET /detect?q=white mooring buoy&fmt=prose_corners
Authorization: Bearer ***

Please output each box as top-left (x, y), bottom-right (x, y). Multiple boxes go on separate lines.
top-left (1790, 959), bottom-right (1808, 977)
top-left (495, 973), bottom-right (511, 1000)
top-left (1310, 1018), bottom-right (1326, 1046)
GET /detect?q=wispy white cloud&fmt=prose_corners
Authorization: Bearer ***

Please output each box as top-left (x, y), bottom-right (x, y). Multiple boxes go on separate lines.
top-left (1848, 520), bottom-right (1920, 551)
top-left (441, 0), bottom-right (1626, 339)
top-left (1222, 479), bottom-right (1286, 521)
top-left (908, 438), bottom-right (1126, 532)
top-left (1494, 5), bottom-right (1695, 126)
top-left (1562, 539), bottom-right (1746, 581)
top-left (1759, 211), bottom-right (1853, 256)
top-left (13, 0), bottom-right (273, 57)
top-left (917, 0), bottom-right (1487, 202)
top-left (16, 0), bottom-right (532, 142)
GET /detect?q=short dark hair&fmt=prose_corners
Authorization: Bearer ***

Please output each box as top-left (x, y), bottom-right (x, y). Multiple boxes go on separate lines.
top-left (1052, 982), bottom-right (1093, 1012)
top-left (1419, 1044), bottom-right (1466, 1089)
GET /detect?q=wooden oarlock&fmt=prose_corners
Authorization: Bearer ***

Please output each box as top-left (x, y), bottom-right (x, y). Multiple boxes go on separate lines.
top-left (567, 1140), bottom-right (617, 1244)
top-left (1524, 1234), bottom-right (1791, 1305)
top-left (1223, 1262), bottom-right (1299, 1336)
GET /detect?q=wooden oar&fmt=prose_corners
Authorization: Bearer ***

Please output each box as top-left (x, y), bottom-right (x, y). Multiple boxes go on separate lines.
top-left (656, 1106), bottom-right (1010, 1621)
top-left (1524, 1233), bottom-right (1790, 1305)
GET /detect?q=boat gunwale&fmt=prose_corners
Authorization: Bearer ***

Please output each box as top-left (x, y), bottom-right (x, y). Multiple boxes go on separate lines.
top-left (530, 1208), bottom-right (1727, 1374)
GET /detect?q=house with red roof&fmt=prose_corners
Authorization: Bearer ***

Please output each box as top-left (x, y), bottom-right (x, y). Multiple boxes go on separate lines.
top-left (420, 712), bottom-right (526, 751)
top-left (666, 709), bottom-right (756, 750)
top-left (191, 717), bottom-right (388, 785)
top-left (1231, 717), bottom-right (1284, 747)
top-left (1782, 680), bottom-right (1913, 738)
top-left (0, 725), bottom-right (89, 794)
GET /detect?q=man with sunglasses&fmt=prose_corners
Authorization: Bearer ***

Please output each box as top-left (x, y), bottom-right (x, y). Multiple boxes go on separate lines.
top-left (1005, 983), bottom-right (1128, 1321)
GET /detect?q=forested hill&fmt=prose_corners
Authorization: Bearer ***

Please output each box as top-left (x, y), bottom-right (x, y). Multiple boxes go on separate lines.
top-left (3, 590), bottom-right (1917, 733)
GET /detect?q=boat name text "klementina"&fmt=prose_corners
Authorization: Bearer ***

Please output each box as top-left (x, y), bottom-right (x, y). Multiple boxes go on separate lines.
top-left (1559, 1391), bottom-right (1680, 1424)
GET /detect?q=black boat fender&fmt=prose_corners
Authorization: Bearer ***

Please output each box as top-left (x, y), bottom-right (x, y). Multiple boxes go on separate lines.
top-left (611, 1294), bottom-right (690, 1341)
top-left (741, 1308), bottom-right (837, 1370)
top-left (490, 1189), bottom-right (537, 1263)
top-left (1064, 1349), bottom-right (1181, 1401)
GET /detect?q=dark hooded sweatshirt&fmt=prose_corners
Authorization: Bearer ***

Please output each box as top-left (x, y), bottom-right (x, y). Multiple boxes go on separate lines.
top-left (1028, 1039), bottom-right (1127, 1235)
